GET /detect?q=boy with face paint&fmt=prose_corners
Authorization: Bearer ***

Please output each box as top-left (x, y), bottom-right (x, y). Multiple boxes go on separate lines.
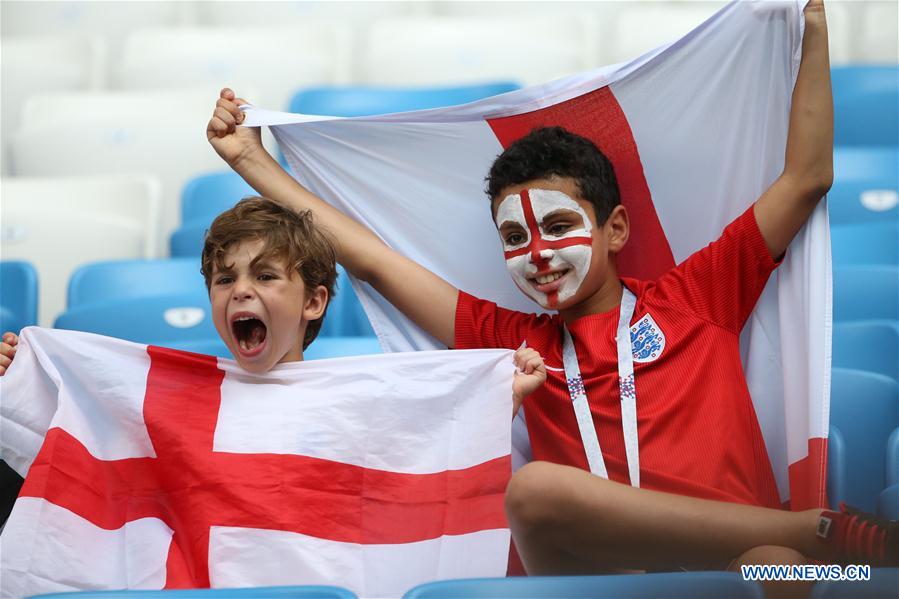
top-left (203, 0), bottom-right (895, 578)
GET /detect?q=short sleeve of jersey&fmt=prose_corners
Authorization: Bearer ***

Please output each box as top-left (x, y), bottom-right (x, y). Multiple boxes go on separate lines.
top-left (455, 291), bottom-right (546, 350)
top-left (651, 205), bottom-right (781, 333)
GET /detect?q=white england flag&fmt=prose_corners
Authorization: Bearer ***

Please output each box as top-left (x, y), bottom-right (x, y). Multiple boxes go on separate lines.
top-left (243, 0), bottom-right (830, 509)
top-left (0, 327), bottom-right (514, 598)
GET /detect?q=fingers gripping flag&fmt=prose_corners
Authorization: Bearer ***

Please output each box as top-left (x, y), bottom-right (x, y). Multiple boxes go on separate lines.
top-left (0, 328), bottom-right (514, 597)
top-left (244, 0), bottom-right (829, 510)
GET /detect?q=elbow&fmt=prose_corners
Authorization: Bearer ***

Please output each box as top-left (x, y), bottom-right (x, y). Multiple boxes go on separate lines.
top-left (784, 165), bottom-right (833, 205)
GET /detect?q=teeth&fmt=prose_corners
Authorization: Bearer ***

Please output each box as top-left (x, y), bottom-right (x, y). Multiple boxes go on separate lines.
top-left (535, 272), bottom-right (563, 285)
top-left (235, 316), bottom-right (255, 322)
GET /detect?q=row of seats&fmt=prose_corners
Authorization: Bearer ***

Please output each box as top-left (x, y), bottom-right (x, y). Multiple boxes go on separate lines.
top-left (27, 568), bottom-right (899, 598)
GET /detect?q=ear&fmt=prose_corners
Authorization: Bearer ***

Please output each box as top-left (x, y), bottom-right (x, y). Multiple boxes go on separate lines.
top-left (605, 205), bottom-right (629, 253)
top-left (302, 285), bottom-right (329, 322)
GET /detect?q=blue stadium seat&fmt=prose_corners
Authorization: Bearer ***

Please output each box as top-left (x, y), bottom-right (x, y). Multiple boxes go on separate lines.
top-left (828, 368), bottom-right (899, 512)
top-left (403, 572), bottom-right (763, 598)
top-left (304, 336), bottom-right (382, 361)
top-left (811, 567), bottom-right (899, 598)
top-left (182, 171), bottom-right (254, 223)
top-left (832, 66), bottom-right (899, 147)
top-left (55, 292), bottom-right (219, 348)
top-left (67, 259), bottom-right (204, 308)
top-left (832, 321), bottom-right (899, 381)
top-left (888, 427), bottom-right (899, 488)
top-left (827, 426), bottom-right (846, 510)
top-left (878, 484), bottom-right (899, 519)
top-left (31, 585), bottom-right (357, 598)
top-left (289, 82), bottom-right (520, 116)
top-left (830, 222), bottom-right (898, 267)
top-left (167, 337), bottom-right (231, 359)
top-left (170, 221), bottom-right (210, 258)
top-left (833, 266), bottom-right (899, 322)
top-left (829, 147), bottom-right (897, 225)
top-left (0, 261), bottom-right (38, 334)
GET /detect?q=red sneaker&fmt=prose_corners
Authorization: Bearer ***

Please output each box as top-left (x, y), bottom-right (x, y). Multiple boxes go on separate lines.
top-left (817, 503), bottom-right (898, 566)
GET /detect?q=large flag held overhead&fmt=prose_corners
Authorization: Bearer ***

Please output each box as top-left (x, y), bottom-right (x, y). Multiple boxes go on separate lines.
top-left (244, 0), bottom-right (830, 509)
top-left (0, 328), bottom-right (514, 597)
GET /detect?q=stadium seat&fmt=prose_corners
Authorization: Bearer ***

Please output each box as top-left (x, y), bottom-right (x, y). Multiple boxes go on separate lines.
top-left (196, 0), bottom-right (419, 26)
top-left (855, 1), bottom-right (899, 63)
top-left (888, 427), bottom-right (899, 488)
top-left (117, 26), bottom-right (353, 110)
top-left (182, 172), bottom-right (254, 224)
top-left (67, 259), bottom-right (204, 309)
top-left (828, 146), bottom-right (897, 225)
top-left (0, 261), bottom-right (38, 334)
top-left (403, 572), bottom-right (763, 598)
top-left (360, 16), bottom-right (592, 87)
top-left (828, 368), bottom-right (899, 512)
top-left (832, 266), bottom-right (899, 322)
top-left (878, 484), bottom-right (899, 520)
top-left (30, 585), bottom-right (357, 598)
top-left (1, 175), bottom-right (161, 326)
top-left (289, 82), bottom-right (520, 117)
top-left (304, 336), bottom-right (382, 360)
top-left (832, 322), bottom-right (899, 382)
top-left (0, 35), bottom-right (105, 175)
top-left (54, 292), bottom-right (219, 349)
top-left (810, 567), bottom-right (899, 598)
top-left (171, 221), bottom-right (211, 258)
top-left (827, 426), bottom-right (846, 511)
top-left (832, 66), bottom-right (899, 147)
top-left (830, 222), bottom-right (898, 267)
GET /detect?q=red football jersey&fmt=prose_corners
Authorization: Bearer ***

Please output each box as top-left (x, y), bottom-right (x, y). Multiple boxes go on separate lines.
top-left (456, 206), bottom-right (782, 508)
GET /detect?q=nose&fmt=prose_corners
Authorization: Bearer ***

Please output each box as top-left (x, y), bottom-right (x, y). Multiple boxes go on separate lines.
top-left (530, 246), bottom-right (554, 267)
top-left (231, 277), bottom-right (255, 302)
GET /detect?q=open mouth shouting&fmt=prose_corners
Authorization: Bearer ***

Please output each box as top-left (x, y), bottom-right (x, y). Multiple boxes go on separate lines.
top-left (230, 312), bottom-right (268, 357)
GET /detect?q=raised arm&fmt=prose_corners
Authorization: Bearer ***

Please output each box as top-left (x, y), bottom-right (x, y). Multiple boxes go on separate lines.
top-left (207, 89), bottom-right (458, 347)
top-left (753, 0), bottom-right (833, 259)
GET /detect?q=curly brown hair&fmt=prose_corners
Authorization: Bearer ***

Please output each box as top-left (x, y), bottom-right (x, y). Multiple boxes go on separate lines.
top-left (201, 196), bottom-right (337, 349)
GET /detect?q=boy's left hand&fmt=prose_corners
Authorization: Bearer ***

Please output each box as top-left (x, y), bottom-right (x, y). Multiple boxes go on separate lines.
top-left (512, 347), bottom-right (546, 418)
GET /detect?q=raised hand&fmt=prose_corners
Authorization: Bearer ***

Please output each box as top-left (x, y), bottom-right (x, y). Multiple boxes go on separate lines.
top-left (206, 88), bottom-right (265, 168)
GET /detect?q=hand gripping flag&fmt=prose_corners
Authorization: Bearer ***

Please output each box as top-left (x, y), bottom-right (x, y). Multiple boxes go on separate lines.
top-left (0, 328), bottom-right (514, 597)
top-left (243, 0), bottom-right (829, 510)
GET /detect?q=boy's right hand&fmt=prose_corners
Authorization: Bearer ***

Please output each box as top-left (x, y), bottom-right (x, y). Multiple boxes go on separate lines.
top-left (0, 332), bottom-right (18, 377)
top-left (206, 88), bottom-right (265, 169)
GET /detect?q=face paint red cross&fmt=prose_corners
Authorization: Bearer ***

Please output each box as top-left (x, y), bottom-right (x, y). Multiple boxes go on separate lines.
top-left (20, 347), bottom-right (509, 588)
top-left (502, 189), bottom-right (593, 265)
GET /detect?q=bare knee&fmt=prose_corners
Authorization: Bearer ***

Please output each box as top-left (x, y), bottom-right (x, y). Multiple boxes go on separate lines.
top-left (505, 461), bottom-right (565, 534)
top-left (731, 545), bottom-right (807, 568)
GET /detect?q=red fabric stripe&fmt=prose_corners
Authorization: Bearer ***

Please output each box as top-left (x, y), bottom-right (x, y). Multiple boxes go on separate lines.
top-left (503, 235), bottom-right (593, 260)
top-left (487, 87), bottom-right (675, 280)
top-left (21, 345), bottom-right (510, 588)
top-left (785, 437), bottom-right (828, 510)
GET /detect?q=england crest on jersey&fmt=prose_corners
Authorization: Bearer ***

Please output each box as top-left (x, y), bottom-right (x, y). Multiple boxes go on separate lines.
top-left (630, 313), bottom-right (665, 363)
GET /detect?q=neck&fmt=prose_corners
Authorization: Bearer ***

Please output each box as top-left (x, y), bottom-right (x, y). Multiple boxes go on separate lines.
top-left (559, 275), bottom-right (623, 324)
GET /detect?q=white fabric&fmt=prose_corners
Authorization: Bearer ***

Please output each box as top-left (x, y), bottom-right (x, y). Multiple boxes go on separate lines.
top-left (245, 0), bottom-right (830, 502)
top-left (0, 328), bottom-right (514, 598)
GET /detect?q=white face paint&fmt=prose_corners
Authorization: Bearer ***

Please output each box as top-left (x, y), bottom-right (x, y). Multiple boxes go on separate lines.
top-left (495, 188), bottom-right (594, 309)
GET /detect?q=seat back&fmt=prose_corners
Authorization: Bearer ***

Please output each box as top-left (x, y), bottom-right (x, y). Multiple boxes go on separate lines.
top-left (67, 259), bottom-right (204, 309)
top-left (304, 336), bottom-right (382, 361)
top-left (832, 66), bottom-right (899, 147)
top-left (832, 266), bottom-right (899, 322)
top-left (827, 426), bottom-right (846, 510)
top-left (832, 322), bottom-right (899, 381)
top-left (289, 82), bottom-right (520, 117)
top-left (403, 572), bottom-right (763, 599)
top-left (182, 172), bottom-right (253, 223)
top-left (360, 16), bottom-right (591, 87)
top-left (830, 222), bottom-right (898, 267)
top-left (0, 261), bottom-right (38, 334)
top-left (828, 146), bottom-right (897, 225)
top-left (1, 175), bottom-right (161, 325)
top-left (829, 368), bottom-right (899, 512)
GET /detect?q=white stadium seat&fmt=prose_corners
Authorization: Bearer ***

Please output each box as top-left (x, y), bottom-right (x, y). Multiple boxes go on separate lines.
top-left (0, 35), bottom-right (105, 175)
top-left (855, 0), bottom-right (899, 64)
top-left (115, 26), bottom-right (353, 110)
top-left (359, 16), bottom-right (595, 87)
top-left (10, 90), bottom-right (222, 253)
top-left (195, 0), bottom-right (424, 27)
top-left (0, 175), bottom-right (161, 325)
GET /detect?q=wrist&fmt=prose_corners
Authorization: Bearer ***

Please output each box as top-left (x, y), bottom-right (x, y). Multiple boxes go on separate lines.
top-left (231, 141), bottom-right (273, 174)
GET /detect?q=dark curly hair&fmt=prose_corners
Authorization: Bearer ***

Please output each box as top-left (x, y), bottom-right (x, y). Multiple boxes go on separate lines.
top-left (486, 127), bottom-right (621, 225)
top-left (201, 196), bottom-right (337, 350)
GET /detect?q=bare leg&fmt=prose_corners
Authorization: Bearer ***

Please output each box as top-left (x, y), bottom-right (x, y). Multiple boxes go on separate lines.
top-left (730, 545), bottom-right (812, 599)
top-left (505, 461), bottom-right (827, 574)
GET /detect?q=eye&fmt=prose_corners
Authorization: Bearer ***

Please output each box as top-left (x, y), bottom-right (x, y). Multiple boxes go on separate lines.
top-left (214, 276), bottom-right (233, 286)
top-left (546, 222), bottom-right (571, 236)
top-left (257, 272), bottom-right (278, 282)
top-left (505, 232), bottom-right (526, 246)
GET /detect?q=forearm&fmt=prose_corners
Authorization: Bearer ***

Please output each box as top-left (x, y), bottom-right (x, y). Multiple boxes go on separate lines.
top-left (782, 3), bottom-right (833, 199)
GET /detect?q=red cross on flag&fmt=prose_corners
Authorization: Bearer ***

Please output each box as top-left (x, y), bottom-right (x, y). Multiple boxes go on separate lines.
top-left (245, 0), bottom-right (829, 511)
top-left (0, 328), bottom-right (514, 597)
